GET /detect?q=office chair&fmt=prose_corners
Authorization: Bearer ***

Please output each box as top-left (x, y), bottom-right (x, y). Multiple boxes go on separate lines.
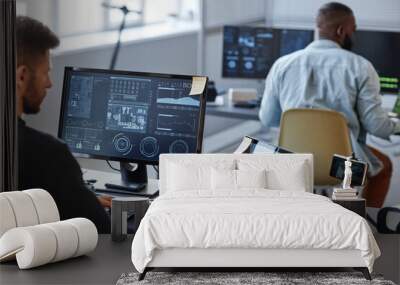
top-left (279, 108), bottom-right (353, 187)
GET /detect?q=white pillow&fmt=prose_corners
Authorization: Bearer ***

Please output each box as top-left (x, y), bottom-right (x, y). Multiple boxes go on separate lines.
top-left (237, 169), bottom-right (267, 189)
top-left (266, 164), bottom-right (307, 191)
top-left (238, 159), bottom-right (308, 191)
top-left (167, 163), bottom-right (210, 191)
top-left (211, 169), bottom-right (236, 190)
top-left (211, 169), bottom-right (267, 190)
top-left (167, 161), bottom-right (235, 192)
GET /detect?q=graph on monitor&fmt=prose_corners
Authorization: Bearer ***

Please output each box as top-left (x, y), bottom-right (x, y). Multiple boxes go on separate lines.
top-left (156, 113), bottom-right (197, 137)
top-left (156, 86), bottom-right (200, 107)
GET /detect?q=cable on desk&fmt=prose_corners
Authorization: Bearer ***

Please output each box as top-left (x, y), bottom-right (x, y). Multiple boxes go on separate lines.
top-left (107, 160), bottom-right (120, 172)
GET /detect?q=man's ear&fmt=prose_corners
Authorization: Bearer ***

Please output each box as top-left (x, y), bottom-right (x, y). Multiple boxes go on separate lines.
top-left (16, 65), bottom-right (29, 90)
top-left (336, 25), bottom-right (344, 38)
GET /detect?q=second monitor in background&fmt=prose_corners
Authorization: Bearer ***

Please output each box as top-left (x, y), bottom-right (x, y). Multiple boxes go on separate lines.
top-left (352, 30), bottom-right (400, 94)
top-left (222, 26), bottom-right (314, 79)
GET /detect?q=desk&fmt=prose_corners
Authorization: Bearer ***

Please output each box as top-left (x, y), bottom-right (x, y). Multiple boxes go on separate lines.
top-left (206, 94), bottom-right (397, 121)
top-left (204, 96), bottom-right (264, 152)
top-left (206, 104), bottom-right (259, 121)
top-left (83, 169), bottom-right (159, 198)
top-left (0, 235), bottom-right (134, 285)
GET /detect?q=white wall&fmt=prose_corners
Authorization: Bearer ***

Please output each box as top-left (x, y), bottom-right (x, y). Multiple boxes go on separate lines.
top-left (20, 0), bottom-right (55, 28)
top-left (203, 0), bottom-right (266, 29)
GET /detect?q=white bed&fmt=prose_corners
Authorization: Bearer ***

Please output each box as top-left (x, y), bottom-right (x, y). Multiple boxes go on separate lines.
top-left (131, 154), bottom-right (380, 280)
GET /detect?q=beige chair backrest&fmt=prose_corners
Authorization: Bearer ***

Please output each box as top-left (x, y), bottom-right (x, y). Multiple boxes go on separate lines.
top-left (279, 109), bottom-right (352, 186)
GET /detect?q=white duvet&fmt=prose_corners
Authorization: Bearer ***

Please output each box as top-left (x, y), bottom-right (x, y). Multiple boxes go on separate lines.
top-left (131, 190), bottom-right (380, 273)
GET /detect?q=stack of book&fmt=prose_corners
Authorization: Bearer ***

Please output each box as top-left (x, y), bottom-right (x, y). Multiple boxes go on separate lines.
top-left (332, 188), bottom-right (358, 200)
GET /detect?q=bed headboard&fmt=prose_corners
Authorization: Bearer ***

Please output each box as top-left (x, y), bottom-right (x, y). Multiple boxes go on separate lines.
top-left (159, 154), bottom-right (314, 195)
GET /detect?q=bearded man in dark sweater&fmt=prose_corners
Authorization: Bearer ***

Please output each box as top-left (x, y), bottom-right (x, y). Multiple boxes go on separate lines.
top-left (16, 16), bottom-right (111, 233)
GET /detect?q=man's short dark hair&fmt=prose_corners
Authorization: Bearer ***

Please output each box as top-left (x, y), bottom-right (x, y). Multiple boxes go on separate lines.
top-left (16, 16), bottom-right (60, 67)
top-left (317, 2), bottom-right (354, 30)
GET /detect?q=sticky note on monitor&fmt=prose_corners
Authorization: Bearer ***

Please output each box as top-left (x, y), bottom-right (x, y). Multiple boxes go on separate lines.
top-left (189, 77), bottom-right (207, 95)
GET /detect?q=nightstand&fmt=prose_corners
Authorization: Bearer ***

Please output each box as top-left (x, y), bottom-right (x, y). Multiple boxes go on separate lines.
top-left (332, 198), bottom-right (366, 218)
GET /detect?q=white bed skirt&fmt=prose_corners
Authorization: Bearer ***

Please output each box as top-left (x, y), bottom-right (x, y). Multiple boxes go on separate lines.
top-left (148, 248), bottom-right (366, 268)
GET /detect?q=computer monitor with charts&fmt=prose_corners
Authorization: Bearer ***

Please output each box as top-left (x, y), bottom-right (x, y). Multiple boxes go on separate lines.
top-left (58, 67), bottom-right (207, 192)
top-left (222, 26), bottom-right (314, 79)
top-left (277, 28), bottom-right (314, 57)
top-left (222, 26), bottom-right (275, 79)
top-left (352, 30), bottom-right (400, 94)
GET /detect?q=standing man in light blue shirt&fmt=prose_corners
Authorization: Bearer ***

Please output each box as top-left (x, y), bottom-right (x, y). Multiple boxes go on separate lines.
top-left (259, 2), bottom-right (400, 208)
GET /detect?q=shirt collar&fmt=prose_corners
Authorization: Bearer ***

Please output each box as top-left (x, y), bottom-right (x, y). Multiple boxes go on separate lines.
top-left (307, 39), bottom-right (342, 50)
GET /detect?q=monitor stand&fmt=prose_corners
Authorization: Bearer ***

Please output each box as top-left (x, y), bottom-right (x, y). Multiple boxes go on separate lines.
top-left (104, 162), bottom-right (147, 192)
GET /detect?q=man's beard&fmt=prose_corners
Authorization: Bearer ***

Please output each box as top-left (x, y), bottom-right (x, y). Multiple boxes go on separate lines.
top-left (23, 99), bottom-right (39, 114)
top-left (342, 35), bottom-right (353, 51)
top-left (23, 76), bottom-right (41, 114)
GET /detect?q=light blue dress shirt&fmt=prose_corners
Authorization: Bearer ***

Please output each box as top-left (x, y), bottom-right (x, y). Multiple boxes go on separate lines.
top-left (259, 39), bottom-right (398, 176)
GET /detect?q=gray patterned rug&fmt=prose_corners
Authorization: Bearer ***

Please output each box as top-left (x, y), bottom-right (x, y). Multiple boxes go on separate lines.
top-left (116, 272), bottom-right (395, 285)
